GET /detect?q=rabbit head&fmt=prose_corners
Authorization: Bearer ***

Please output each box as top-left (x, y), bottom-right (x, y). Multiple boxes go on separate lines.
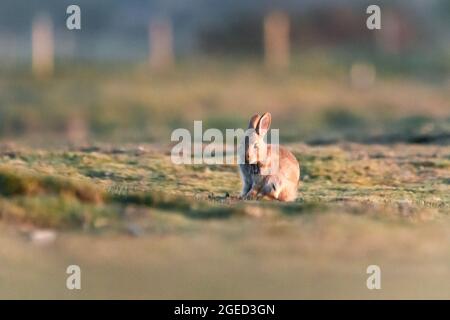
top-left (244, 112), bottom-right (272, 165)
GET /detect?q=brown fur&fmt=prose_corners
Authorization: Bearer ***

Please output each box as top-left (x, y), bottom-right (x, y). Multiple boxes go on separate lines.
top-left (239, 113), bottom-right (300, 202)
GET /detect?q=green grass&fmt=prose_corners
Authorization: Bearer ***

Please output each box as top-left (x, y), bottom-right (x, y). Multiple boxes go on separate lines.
top-left (0, 143), bottom-right (448, 230)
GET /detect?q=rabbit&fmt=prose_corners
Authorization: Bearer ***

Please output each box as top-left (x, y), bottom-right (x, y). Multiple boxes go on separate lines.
top-left (239, 112), bottom-right (300, 202)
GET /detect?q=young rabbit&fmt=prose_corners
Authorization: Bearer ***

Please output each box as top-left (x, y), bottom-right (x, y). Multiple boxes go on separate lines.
top-left (239, 112), bottom-right (300, 201)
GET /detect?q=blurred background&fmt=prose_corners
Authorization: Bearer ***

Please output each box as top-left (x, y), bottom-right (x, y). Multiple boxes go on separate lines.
top-left (0, 0), bottom-right (450, 299)
top-left (0, 0), bottom-right (449, 145)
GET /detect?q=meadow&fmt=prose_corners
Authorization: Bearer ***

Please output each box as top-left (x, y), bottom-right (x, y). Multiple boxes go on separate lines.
top-left (0, 54), bottom-right (449, 298)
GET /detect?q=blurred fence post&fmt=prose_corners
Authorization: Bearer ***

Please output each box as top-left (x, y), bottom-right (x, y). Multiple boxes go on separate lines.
top-left (32, 13), bottom-right (54, 77)
top-left (149, 17), bottom-right (174, 71)
top-left (66, 115), bottom-right (88, 144)
top-left (264, 11), bottom-right (290, 70)
top-left (376, 11), bottom-right (404, 54)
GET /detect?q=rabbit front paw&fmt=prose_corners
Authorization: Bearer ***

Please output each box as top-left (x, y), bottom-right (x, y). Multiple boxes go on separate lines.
top-left (242, 190), bottom-right (258, 200)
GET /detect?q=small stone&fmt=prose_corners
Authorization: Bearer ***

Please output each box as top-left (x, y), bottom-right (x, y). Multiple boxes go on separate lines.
top-left (135, 146), bottom-right (146, 156)
top-left (29, 229), bottom-right (57, 246)
top-left (244, 206), bottom-right (264, 218)
top-left (126, 224), bottom-right (143, 237)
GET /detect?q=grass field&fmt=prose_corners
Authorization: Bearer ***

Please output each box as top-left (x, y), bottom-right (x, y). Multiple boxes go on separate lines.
top-left (0, 142), bottom-right (449, 298)
top-left (0, 58), bottom-right (449, 298)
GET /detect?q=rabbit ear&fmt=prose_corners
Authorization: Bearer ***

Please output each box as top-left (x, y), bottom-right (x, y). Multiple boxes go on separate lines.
top-left (256, 112), bottom-right (271, 135)
top-left (248, 114), bottom-right (261, 129)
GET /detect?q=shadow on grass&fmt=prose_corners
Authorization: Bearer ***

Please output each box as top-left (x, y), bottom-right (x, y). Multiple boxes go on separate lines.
top-left (0, 165), bottom-right (337, 229)
top-left (109, 192), bottom-right (321, 220)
